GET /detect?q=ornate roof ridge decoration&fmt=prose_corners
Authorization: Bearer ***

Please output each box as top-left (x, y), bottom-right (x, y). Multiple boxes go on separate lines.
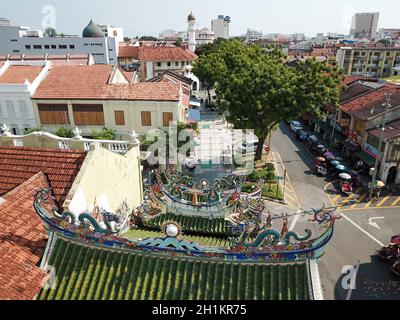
top-left (34, 189), bottom-right (339, 263)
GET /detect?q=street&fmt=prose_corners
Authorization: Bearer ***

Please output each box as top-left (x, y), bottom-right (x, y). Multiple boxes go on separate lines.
top-left (270, 123), bottom-right (400, 300)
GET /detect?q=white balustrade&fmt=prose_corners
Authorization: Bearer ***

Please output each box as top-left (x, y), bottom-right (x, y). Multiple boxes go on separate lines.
top-left (13, 139), bottom-right (23, 147)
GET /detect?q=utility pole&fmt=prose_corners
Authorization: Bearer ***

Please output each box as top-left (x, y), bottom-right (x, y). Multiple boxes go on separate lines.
top-left (369, 92), bottom-right (392, 201)
top-left (330, 108), bottom-right (339, 148)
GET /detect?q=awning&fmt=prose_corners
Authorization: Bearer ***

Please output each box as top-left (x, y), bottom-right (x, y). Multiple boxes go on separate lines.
top-left (354, 151), bottom-right (375, 167)
top-left (187, 109), bottom-right (201, 122)
top-left (189, 99), bottom-right (202, 107)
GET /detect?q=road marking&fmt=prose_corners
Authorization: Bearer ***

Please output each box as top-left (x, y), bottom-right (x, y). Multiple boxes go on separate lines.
top-left (391, 196), bottom-right (400, 207)
top-left (285, 193), bottom-right (297, 201)
top-left (376, 195), bottom-right (391, 207)
top-left (289, 210), bottom-right (302, 231)
top-left (332, 194), bottom-right (342, 203)
top-left (350, 191), bottom-right (369, 209)
top-left (340, 206), bottom-right (400, 212)
top-left (275, 152), bottom-right (301, 210)
top-left (339, 193), bottom-right (357, 206)
top-left (368, 217), bottom-right (385, 230)
top-left (339, 212), bottom-right (385, 247)
top-left (364, 199), bottom-right (373, 208)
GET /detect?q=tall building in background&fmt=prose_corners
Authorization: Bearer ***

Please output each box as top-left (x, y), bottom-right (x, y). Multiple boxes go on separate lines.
top-left (211, 15), bottom-right (231, 39)
top-left (350, 12), bottom-right (380, 39)
top-left (98, 24), bottom-right (124, 44)
top-left (245, 28), bottom-right (263, 42)
top-left (0, 19), bottom-right (121, 64)
top-left (0, 18), bottom-right (10, 26)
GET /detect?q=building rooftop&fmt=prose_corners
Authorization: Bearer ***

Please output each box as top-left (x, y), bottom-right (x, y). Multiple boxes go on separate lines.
top-left (351, 92), bottom-right (400, 120)
top-left (0, 54), bottom-right (92, 65)
top-left (33, 65), bottom-right (184, 101)
top-left (0, 172), bottom-right (50, 300)
top-left (340, 82), bottom-right (375, 103)
top-left (138, 46), bottom-right (198, 62)
top-left (102, 82), bottom-right (182, 101)
top-left (36, 238), bottom-right (312, 300)
top-left (341, 84), bottom-right (400, 115)
top-left (0, 146), bottom-right (86, 205)
top-left (0, 65), bottom-right (43, 84)
top-left (118, 46), bottom-right (140, 59)
top-left (368, 118), bottom-right (400, 140)
top-left (82, 20), bottom-right (104, 38)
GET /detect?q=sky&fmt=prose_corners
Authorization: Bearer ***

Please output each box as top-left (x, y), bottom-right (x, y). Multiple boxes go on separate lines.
top-left (2, 0), bottom-right (400, 38)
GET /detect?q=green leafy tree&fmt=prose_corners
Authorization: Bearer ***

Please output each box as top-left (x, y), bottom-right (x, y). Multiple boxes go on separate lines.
top-left (195, 40), bottom-right (342, 160)
top-left (92, 127), bottom-right (116, 140)
top-left (192, 53), bottom-right (222, 106)
top-left (45, 27), bottom-right (57, 37)
top-left (139, 36), bottom-right (158, 41)
top-left (173, 38), bottom-right (182, 47)
top-left (55, 127), bottom-right (74, 138)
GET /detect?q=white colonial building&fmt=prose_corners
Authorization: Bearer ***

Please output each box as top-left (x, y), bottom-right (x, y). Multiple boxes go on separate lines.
top-left (0, 61), bottom-right (50, 134)
top-left (0, 20), bottom-right (121, 65)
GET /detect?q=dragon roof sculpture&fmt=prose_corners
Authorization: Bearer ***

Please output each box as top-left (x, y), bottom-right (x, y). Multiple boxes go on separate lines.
top-left (34, 188), bottom-right (340, 263)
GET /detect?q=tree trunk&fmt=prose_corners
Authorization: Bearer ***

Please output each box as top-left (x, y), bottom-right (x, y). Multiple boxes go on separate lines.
top-left (255, 133), bottom-right (268, 161)
top-left (207, 86), bottom-right (212, 107)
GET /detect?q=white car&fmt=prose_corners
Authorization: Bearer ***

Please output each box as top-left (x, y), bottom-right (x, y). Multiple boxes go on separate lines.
top-left (290, 121), bottom-right (303, 133)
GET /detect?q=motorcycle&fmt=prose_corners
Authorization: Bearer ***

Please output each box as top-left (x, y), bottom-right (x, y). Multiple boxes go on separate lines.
top-left (339, 173), bottom-right (353, 194)
top-left (376, 244), bottom-right (399, 261)
top-left (348, 170), bottom-right (361, 187)
top-left (315, 165), bottom-right (328, 176)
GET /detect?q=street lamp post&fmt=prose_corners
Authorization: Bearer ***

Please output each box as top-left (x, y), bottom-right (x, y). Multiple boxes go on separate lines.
top-left (330, 109), bottom-right (339, 148)
top-left (369, 93), bottom-right (392, 200)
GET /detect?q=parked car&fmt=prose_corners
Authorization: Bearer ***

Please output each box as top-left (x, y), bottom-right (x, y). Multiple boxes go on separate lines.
top-left (296, 130), bottom-right (309, 142)
top-left (304, 135), bottom-right (319, 148)
top-left (290, 121), bottom-right (303, 133)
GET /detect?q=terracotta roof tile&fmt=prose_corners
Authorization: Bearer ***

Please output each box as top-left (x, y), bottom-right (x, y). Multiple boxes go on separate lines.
top-left (341, 84), bottom-right (400, 114)
top-left (0, 146), bottom-right (86, 205)
top-left (139, 46), bottom-right (198, 62)
top-left (33, 65), bottom-right (113, 100)
top-left (102, 82), bottom-right (182, 101)
top-left (0, 65), bottom-right (43, 84)
top-left (118, 46), bottom-right (139, 59)
top-left (0, 172), bottom-right (52, 300)
top-left (33, 65), bottom-right (184, 101)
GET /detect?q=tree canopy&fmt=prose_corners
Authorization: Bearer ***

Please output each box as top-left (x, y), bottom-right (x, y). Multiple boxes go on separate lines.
top-left (193, 40), bottom-right (342, 159)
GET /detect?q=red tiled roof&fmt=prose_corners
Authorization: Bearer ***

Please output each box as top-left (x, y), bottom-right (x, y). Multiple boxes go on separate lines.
top-left (0, 65), bottom-right (43, 84)
top-left (33, 65), bottom-right (113, 99)
top-left (102, 82), bottom-right (182, 101)
top-left (0, 146), bottom-right (86, 205)
top-left (33, 65), bottom-right (183, 101)
top-left (139, 46), bottom-right (198, 62)
top-left (342, 76), bottom-right (364, 86)
top-left (0, 172), bottom-right (51, 300)
top-left (118, 46), bottom-right (139, 59)
top-left (341, 84), bottom-right (400, 114)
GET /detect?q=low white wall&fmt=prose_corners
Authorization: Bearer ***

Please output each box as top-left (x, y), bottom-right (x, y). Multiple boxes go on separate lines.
top-left (64, 143), bottom-right (143, 216)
